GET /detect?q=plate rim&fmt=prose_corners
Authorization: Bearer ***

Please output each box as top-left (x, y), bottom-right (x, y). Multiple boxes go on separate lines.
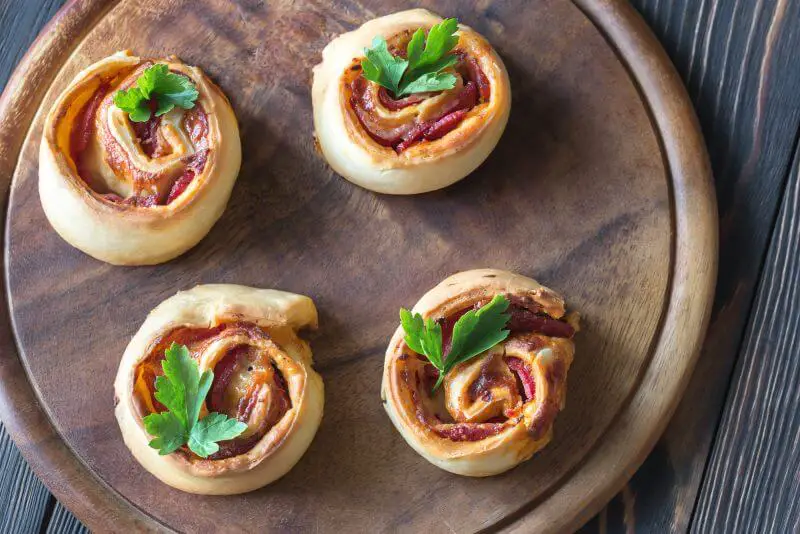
top-left (0, 0), bottom-right (717, 532)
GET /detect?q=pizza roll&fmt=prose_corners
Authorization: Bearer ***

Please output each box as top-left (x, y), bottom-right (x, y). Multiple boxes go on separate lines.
top-left (312, 9), bottom-right (511, 194)
top-left (39, 50), bottom-right (241, 265)
top-left (114, 285), bottom-right (324, 494)
top-left (382, 269), bottom-right (578, 476)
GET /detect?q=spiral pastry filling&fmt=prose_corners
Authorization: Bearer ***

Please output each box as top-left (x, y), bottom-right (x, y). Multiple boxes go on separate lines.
top-left (401, 295), bottom-right (575, 443)
top-left (134, 321), bottom-right (297, 461)
top-left (69, 62), bottom-right (209, 207)
top-left (346, 32), bottom-right (490, 153)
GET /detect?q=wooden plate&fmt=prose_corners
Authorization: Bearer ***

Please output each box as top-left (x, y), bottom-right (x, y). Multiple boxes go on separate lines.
top-left (0, 0), bottom-right (717, 532)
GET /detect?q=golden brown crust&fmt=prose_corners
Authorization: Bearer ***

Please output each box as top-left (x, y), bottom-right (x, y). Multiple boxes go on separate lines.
top-left (114, 285), bottom-right (324, 495)
top-left (381, 269), bottom-right (578, 476)
top-left (39, 51), bottom-right (241, 265)
top-left (312, 9), bottom-right (511, 194)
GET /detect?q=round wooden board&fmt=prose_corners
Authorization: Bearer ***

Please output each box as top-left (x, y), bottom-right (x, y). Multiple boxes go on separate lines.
top-left (0, 0), bottom-right (717, 532)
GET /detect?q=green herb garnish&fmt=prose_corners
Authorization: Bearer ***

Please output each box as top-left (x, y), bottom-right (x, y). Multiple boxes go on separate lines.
top-left (143, 343), bottom-right (247, 458)
top-left (113, 64), bottom-right (199, 123)
top-left (400, 294), bottom-right (511, 392)
top-left (361, 17), bottom-right (460, 97)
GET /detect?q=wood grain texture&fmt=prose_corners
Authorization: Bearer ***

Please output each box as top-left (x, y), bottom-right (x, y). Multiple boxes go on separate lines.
top-left (583, 0), bottom-right (800, 531)
top-left (45, 502), bottom-right (88, 534)
top-left (0, 426), bottom-right (51, 533)
top-left (0, 0), bottom-right (714, 532)
top-left (690, 143), bottom-right (800, 532)
top-left (0, 0), bottom-right (63, 88)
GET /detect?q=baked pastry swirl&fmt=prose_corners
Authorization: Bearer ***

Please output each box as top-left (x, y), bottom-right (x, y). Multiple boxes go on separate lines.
top-left (312, 9), bottom-right (511, 194)
top-left (114, 285), bottom-right (323, 494)
top-left (382, 269), bottom-right (578, 476)
top-left (39, 50), bottom-right (241, 265)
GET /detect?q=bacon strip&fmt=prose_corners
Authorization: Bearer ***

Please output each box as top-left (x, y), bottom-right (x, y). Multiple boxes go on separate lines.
top-left (207, 432), bottom-right (263, 460)
top-left (448, 81), bottom-right (479, 114)
top-left (423, 109), bottom-right (468, 141)
top-left (394, 83), bottom-right (477, 153)
top-left (407, 364), bottom-right (510, 443)
top-left (165, 149), bottom-right (208, 204)
top-left (505, 357), bottom-right (536, 402)
top-left (136, 364), bottom-right (167, 413)
top-left (130, 100), bottom-right (168, 158)
top-left (350, 76), bottom-right (413, 147)
top-left (237, 383), bottom-right (261, 421)
top-left (207, 346), bottom-right (245, 413)
top-left (394, 122), bottom-right (428, 153)
top-left (70, 83), bottom-right (109, 177)
top-left (464, 56), bottom-right (491, 101)
top-left (378, 87), bottom-right (425, 110)
top-left (166, 171), bottom-right (194, 204)
top-left (508, 307), bottom-right (575, 338)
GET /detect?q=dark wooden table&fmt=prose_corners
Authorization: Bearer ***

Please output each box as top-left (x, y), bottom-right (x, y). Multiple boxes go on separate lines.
top-left (1, 0), bottom-right (799, 532)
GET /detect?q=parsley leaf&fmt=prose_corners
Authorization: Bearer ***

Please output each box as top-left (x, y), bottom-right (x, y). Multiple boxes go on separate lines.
top-left (400, 294), bottom-right (511, 392)
top-left (400, 309), bottom-right (444, 370)
top-left (153, 343), bottom-right (213, 430)
top-left (405, 18), bottom-right (460, 81)
top-left (113, 87), bottom-right (151, 122)
top-left (113, 64), bottom-right (198, 123)
top-left (188, 413), bottom-right (248, 458)
top-left (436, 295), bottom-right (511, 389)
top-left (362, 37), bottom-right (408, 96)
top-left (143, 411), bottom-right (185, 456)
top-left (142, 343), bottom-right (247, 458)
top-left (399, 71), bottom-right (458, 96)
top-left (406, 28), bottom-right (427, 69)
top-left (361, 17), bottom-right (460, 97)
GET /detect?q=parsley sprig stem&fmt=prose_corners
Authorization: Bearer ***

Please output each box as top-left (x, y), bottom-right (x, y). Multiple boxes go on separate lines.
top-left (400, 295), bottom-right (511, 392)
top-left (361, 18), bottom-right (461, 97)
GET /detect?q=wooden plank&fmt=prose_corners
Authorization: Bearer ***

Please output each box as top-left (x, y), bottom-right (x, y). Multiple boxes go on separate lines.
top-left (0, 0), bottom-right (63, 88)
top-left (0, 424), bottom-right (52, 533)
top-left (691, 141), bottom-right (800, 532)
top-left (583, 0), bottom-right (800, 531)
top-left (46, 502), bottom-right (88, 534)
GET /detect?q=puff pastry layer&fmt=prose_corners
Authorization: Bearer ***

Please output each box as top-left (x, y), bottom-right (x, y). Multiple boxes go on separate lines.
top-left (313, 9), bottom-right (511, 194)
top-left (382, 269), bottom-right (578, 476)
top-left (39, 51), bottom-right (241, 265)
top-left (114, 285), bottom-right (323, 494)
